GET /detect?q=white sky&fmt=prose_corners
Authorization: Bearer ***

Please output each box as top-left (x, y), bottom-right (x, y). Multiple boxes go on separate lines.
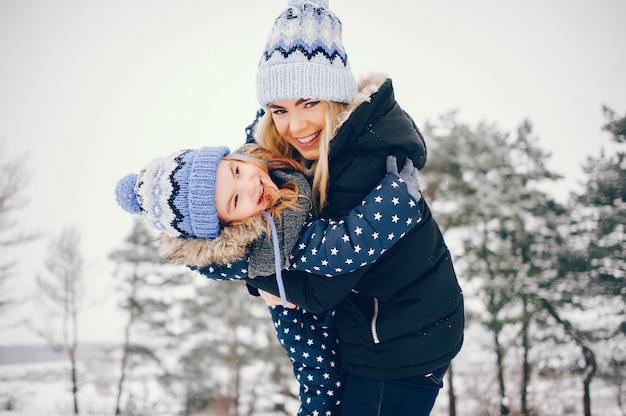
top-left (1, 0), bottom-right (625, 344)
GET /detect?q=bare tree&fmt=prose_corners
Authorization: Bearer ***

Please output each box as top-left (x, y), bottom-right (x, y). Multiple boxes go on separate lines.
top-left (35, 226), bottom-right (85, 415)
top-left (0, 140), bottom-right (36, 320)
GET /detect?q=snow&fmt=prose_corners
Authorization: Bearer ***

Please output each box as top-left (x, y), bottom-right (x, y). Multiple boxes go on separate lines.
top-left (2, 325), bottom-right (624, 416)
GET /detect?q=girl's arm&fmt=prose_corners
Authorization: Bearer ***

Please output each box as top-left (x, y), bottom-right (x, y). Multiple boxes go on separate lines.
top-left (288, 158), bottom-right (421, 276)
top-left (193, 258), bottom-right (249, 281)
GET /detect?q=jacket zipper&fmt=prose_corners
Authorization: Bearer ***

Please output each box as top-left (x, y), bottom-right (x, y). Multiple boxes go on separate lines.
top-left (371, 297), bottom-right (380, 344)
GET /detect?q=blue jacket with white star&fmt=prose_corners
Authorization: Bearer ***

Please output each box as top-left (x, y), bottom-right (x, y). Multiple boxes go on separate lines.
top-left (197, 171), bottom-right (421, 280)
top-left (246, 75), bottom-right (465, 380)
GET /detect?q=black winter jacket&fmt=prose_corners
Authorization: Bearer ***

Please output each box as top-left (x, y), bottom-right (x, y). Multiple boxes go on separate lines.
top-left (247, 74), bottom-right (464, 380)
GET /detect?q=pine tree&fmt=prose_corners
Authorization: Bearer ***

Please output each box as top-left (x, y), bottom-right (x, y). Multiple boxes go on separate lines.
top-left (110, 219), bottom-right (295, 415)
top-left (422, 113), bottom-right (570, 415)
top-left (174, 275), bottom-right (295, 416)
top-left (559, 106), bottom-right (626, 415)
top-left (109, 220), bottom-right (185, 415)
top-left (578, 106), bottom-right (626, 300)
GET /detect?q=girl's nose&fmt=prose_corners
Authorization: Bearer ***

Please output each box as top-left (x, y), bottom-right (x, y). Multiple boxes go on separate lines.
top-left (244, 176), bottom-right (257, 198)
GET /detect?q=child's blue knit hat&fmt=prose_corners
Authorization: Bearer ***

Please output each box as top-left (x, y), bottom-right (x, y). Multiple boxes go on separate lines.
top-left (256, 0), bottom-right (357, 106)
top-left (115, 146), bottom-right (230, 239)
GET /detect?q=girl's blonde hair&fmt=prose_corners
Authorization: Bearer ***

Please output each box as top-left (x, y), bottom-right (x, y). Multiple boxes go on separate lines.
top-left (254, 101), bottom-right (347, 214)
top-left (223, 147), bottom-right (307, 227)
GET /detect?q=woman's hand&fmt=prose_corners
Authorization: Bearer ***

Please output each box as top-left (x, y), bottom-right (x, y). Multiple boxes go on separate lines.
top-left (259, 289), bottom-right (297, 308)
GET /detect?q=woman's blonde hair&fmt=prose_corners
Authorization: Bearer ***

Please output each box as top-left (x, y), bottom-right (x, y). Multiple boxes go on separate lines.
top-left (223, 148), bottom-right (306, 227)
top-left (254, 101), bottom-right (347, 214)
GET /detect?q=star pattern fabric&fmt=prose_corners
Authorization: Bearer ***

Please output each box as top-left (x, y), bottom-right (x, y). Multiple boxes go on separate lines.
top-left (196, 258), bottom-right (250, 282)
top-left (269, 305), bottom-right (342, 416)
top-left (289, 173), bottom-right (421, 276)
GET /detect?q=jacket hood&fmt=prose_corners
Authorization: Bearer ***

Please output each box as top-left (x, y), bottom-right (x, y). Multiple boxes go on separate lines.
top-left (330, 72), bottom-right (427, 171)
top-left (332, 72), bottom-right (388, 134)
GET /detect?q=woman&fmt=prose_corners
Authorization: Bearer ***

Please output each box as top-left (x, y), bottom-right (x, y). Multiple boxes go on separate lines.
top-left (244, 1), bottom-right (465, 414)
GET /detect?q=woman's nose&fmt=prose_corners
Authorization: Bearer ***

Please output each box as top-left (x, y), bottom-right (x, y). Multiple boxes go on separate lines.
top-left (289, 115), bottom-right (306, 135)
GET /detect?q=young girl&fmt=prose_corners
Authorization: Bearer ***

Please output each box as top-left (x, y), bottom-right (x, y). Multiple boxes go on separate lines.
top-left (115, 144), bottom-right (422, 416)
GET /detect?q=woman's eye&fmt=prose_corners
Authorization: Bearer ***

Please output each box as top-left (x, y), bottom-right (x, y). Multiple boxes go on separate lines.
top-left (272, 109), bottom-right (286, 115)
top-left (305, 101), bottom-right (319, 108)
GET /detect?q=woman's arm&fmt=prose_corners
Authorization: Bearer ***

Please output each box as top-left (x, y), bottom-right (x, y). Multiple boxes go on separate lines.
top-left (247, 267), bottom-right (364, 314)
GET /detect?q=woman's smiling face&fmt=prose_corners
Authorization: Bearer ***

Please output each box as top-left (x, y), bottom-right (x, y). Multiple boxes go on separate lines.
top-left (268, 99), bottom-right (328, 161)
top-left (214, 158), bottom-right (278, 224)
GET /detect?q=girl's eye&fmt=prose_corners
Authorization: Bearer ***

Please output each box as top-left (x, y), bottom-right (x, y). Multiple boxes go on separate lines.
top-left (305, 101), bottom-right (320, 108)
top-left (271, 109), bottom-right (286, 115)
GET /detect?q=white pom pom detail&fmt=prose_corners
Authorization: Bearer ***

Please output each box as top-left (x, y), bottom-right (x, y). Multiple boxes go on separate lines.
top-left (288, 0), bottom-right (329, 10)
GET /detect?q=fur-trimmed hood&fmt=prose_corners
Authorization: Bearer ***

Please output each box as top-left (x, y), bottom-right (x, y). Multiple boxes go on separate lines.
top-left (159, 214), bottom-right (267, 268)
top-left (330, 72), bottom-right (427, 173)
top-left (332, 72), bottom-right (388, 134)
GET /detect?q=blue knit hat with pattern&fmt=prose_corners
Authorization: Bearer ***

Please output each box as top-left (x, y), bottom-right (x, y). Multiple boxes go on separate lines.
top-left (115, 146), bottom-right (230, 239)
top-left (256, 0), bottom-right (357, 106)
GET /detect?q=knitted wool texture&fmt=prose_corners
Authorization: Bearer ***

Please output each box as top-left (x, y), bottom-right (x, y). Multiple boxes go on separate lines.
top-left (115, 146), bottom-right (230, 239)
top-left (256, 0), bottom-right (357, 105)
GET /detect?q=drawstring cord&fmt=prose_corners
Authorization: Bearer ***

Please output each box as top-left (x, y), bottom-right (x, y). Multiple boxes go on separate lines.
top-left (261, 211), bottom-right (288, 307)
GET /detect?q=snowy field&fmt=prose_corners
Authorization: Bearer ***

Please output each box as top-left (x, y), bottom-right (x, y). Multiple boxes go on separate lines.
top-left (0, 343), bottom-right (297, 416)
top-left (1, 326), bottom-right (623, 416)
top-left (0, 357), bottom-right (293, 416)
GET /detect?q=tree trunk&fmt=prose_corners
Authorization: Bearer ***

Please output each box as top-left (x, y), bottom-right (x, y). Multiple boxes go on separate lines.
top-left (114, 344), bottom-right (130, 415)
top-left (540, 298), bottom-right (596, 416)
top-left (115, 274), bottom-right (137, 416)
top-left (447, 363), bottom-right (456, 416)
top-left (494, 331), bottom-right (509, 415)
top-left (229, 320), bottom-right (241, 416)
top-left (520, 297), bottom-right (530, 416)
top-left (68, 348), bottom-right (79, 414)
top-left (582, 346), bottom-right (596, 416)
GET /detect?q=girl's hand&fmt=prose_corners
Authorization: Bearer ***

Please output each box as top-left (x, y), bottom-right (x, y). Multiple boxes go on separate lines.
top-left (386, 155), bottom-right (422, 202)
top-left (259, 289), bottom-right (297, 309)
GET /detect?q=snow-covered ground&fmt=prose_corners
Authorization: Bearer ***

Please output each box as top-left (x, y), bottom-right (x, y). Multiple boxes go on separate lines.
top-left (0, 343), bottom-right (295, 416)
top-left (1, 326), bottom-right (624, 416)
top-left (1, 361), bottom-right (110, 415)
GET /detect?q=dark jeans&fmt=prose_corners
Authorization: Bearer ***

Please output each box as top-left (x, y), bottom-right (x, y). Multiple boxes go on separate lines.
top-left (339, 363), bottom-right (449, 416)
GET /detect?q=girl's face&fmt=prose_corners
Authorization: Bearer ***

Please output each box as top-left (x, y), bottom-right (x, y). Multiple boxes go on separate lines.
top-left (268, 99), bottom-right (328, 161)
top-left (214, 159), bottom-right (278, 224)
